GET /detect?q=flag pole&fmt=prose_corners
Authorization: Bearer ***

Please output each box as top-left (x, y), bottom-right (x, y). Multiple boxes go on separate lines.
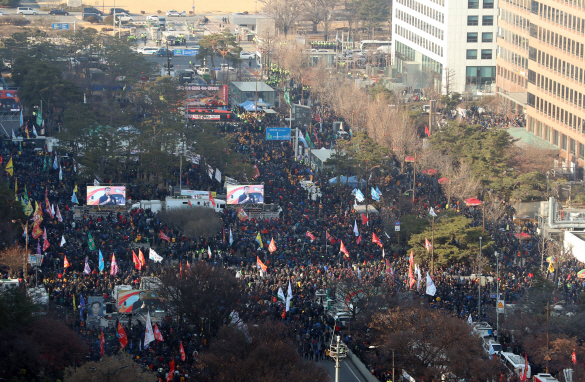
top-left (431, 215), bottom-right (434, 274)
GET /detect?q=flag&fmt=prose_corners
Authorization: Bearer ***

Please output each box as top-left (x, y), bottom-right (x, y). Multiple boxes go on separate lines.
top-left (56, 204), bottom-right (63, 222)
top-left (382, 248), bottom-right (385, 258)
top-left (425, 125), bottom-right (430, 136)
top-left (100, 328), bottom-right (105, 356)
top-left (215, 168), bottom-right (221, 183)
top-left (84, 256), bottom-right (91, 274)
top-left (19, 109), bottom-right (23, 126)
top-left (133, 250), bottom-right (141, 270)
top-left (326, 230), bottom-right (335, 244)
top-left (88, 231), bottom-right (96, 250)
top-left (286, 281), bottom-right (293, 312)
top-left (467, 314), bottom-right (473, 325)
top-left (32, 126), bottom-right (38, 137)
top-left (11, 129), bottom-right (16, 139)
top-left (335, 31), bottom-right (339, 42)
top-left (426, 272), bottom-right (436, 296)
top-left (138, 249), bottom-right (146, 267)
top-left (180, 341), bottom-right (186, 361)
top-left (298, 134), bottom-right (308, 148)
top-left (572, 349), bottom-right (577, 365)
top-left (118, 322), bottom-right (128, 348)
top-left (145, 311), bottom-right (155, 347)
top-left (305, 132), bottom-right (313, 148)
top-left (376, 186), bottom-right (383, 195)
top-left (408, 250), bottom-right (415, 289)
top-left (71, 190), bottom-right (78, 204)
top-left (188, 199), bottom-right (192, 207)
top-left (429, 207), bottom-right (437, 217)
top-left (361, 213), bottom-right (369, 226)
top-left (36, 111), bottom-right (42, 126)
top-left (79, 294), bottom-right (86, 321)
top-left (257, 256), bottom-right (267, 272)
top-left (277, 287), bottom-right (285, 302)
top-left (25, 126), bottom-right (29, 139)
top-left (94, 179), bottom-right (100, 186)
top-left (208, 164), bottom-right (213, 178)
top-left (237, 207), bottom-right (248, 221)
top-left (166, 359), bottom-right (175, 382)
top-left (253, 164), bottom-right (260, 178)
top-left (306, 231), bottom-right (316, 241)
top-left (42, 228), bottom-right (50, 251)
top-left (416, 264), bottom-right (422, 290)
top-left (14, 177), bottom-right (17, 194)
top-left (340, 241), bottom-right (349, 258)
top-left (353, 220), bottom-right (359, 237)
top-left (180, 261), bottom-right (183, 278)
top-left (154, 324), bottom-right (164, 341)
top-left (372, 233), bottom-right (383, 248)
top-left (284, 88), bottom-right (291, 106)
top-left (149, 248), bottom-right (163, 263)
top-left (5, 157), bottom-right (13, 176)
top-left (208, 246), bottom-right (212, 258)
top-left (52, 156), bottom-right (58, 169)
top-left (64, 255), bottom-right (70, 268)
top-left (268, 238), bottom-right (277, 253)
top-left (209, 191), bottom-right (216, 207)
top-left (229, 228), bottom-right (233, 245)
top-left (354, 189), bottom-right (365, 202)
top-left (255, 232), bottom-right (263, 248)
top-left (371, 187), bottom-right (381, 201)
top-left (111, 253), bottom-right (118, 276)
top-left (159, 231), bottom-right (171, 242)
top-left (425, 238), bottom-right (433, 252)
top-left (99, 249), bottom-right (105, 271)
top-left (25, 199), bottom-right (33, 216)
top-left (520, 353), bottom-right (529, 382)
top-left (356, 234), bottom-right (362, 244)
top-left (60, 235), bottom-right (66, 247)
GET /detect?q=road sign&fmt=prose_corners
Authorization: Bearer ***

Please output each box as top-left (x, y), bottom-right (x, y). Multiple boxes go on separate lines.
top-left (52, 23), bottom-right (69, 30)
top-left (266, 127), bottom-right (291, 141)
top-left (489, 293), bottom-right (497, 299)
top-left (395, 221), bottom-right (400, 232)
top-left (496, 300), bottom-right (505, 313)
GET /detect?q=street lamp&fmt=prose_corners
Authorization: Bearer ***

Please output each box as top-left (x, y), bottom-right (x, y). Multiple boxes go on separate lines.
top-left (478, 236), bottom-right (483, 321)
top-left (329, 335), bottom-right (348, 382)
top-left (89, 365), bottom-right (128, 382)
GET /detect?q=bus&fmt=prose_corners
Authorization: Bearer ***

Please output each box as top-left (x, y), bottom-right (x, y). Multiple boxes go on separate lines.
top-left (359, 40), bottom-right (392, 51)
top-left (500, 352), bottom-right (531, 379)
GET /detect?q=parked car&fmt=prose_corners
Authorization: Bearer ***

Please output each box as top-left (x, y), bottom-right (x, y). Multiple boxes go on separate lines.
top-left (48, 9), bottom-right (69, 15)
top-left (240, 51), bottom-right (255, 59)
top-left (116, 14), bottom-right (134, 21)
top-left (146, 15), bottom-right (159, 21)
top-left (109, 8), bottom-right (129, 15)
top-left (137, 47), bottom-right (159, 55)
top-left (17, 7), bottom-right (38, 15)
top-left (166, 10), bottom-right (183, 16)
top-left (156, 48), bottom-right (174, 57)
top-left (0, 9), bottom-right (10, 16)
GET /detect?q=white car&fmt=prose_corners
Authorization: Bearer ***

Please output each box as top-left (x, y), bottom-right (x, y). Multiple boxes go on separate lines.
top-left (146, 15), bottom-right (159, 21)
top-left (240, 51), bottom-right (255, 59)
top-left (0, 10), bottom-right (11, 15)
top-left (116, 15), bottom-right (134, 21)
top-left (220, 64), bottom-right (235, 72)
top-left (166, 10), bottom-right (183, 16)
top-left (136, 47), bottom-right (158, 55)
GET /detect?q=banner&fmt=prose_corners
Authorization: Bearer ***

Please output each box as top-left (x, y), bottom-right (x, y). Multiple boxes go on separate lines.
top-left (117, 290), bottom-right (164, 313)
top-left (88, 296), bottom-right (104, 317)
top-left (226, 185), bottom-right (264, 205)
top-left (87, 186), bottom-right (126, 206)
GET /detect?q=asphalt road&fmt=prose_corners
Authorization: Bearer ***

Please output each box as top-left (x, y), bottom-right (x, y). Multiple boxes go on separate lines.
top-left (320, 357), bottom-right (370, 382)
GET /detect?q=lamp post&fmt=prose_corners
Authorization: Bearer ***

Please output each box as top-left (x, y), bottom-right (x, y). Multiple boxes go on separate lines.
top-left (478, 236), bottom-right (483, 321)
top-left (89, 365), bottom-right (128, 382)
top-left (12, 219), bottom-right (32, 282)
top-left (329, 335), bottom-right (348, 382)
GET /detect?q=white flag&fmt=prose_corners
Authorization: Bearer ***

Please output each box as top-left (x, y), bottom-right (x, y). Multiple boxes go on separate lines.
top-left (51, 203), bottom-right (55, 216)
top-left (426, 273), bottom-right (436, 296)
top-left (229, 228), bottom-right (233, 245)
top-left (416, 264), bottom-right (421, 290)
top-left (467, 314), bottom-right (473, 325)
top-left (208, 246), bottom-right (212, 258)
top-left (59, 165), bottom-right (63, 181)
top-left (94, 179), bottom-right (100, 186)
top-left (144, 311), bottom-right (155, 346)
top-left (60, 235), bottom-right (66, 247)
top-left (215, 168), bottom-right (221, 183)
top-left (286, 281), bottom-right (293, 312)
top-left (382, 249), bottom-right (385, 258)
top-left (277, 287), bottom-right (285, 303)
top-left (149, 248), bottom-right (163, 263)
top-left (429, 207), bottom-right (437, 217)
top-left (353, 220), bottom-right (359, 237)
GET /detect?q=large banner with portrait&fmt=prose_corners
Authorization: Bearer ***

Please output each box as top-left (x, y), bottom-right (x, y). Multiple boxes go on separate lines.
top-left (226, 185), bottom-right (264, 205)
top-left (88, 296), bottom-right (104, 317)
top-left (117, 289), bottom-right (164, 313)
top-left (87, 186), bottom-right (126, 206)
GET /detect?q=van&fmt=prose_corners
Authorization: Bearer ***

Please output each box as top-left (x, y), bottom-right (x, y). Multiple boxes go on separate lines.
top-left (500, 352), bottom-right (531, 379)
top-left (158, 16), bottom-right (166, 27)
top-left (17, 7), bottom-right (38, 15)
top-left (482, 338), bottom-right (502, 355)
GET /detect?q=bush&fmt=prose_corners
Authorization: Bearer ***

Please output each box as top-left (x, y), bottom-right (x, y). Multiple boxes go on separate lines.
top-left (0, 0), bottom-right (20, 7)
top-left (85, 15), bottom-right (98, 23)
top-left (157, 10), bottom-right (161, 14)
top-left (141, 10), bottom-right (145, 14)
top-left (103, 15), bottom-right (113, 24)
top-left (0, 17), bottom-right (31, 26)
top-left (101, 27), bottom-right (113, 32)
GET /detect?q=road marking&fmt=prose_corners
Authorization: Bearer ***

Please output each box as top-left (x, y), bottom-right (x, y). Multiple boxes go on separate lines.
top-left (344, 360), bottom-right (362, 381)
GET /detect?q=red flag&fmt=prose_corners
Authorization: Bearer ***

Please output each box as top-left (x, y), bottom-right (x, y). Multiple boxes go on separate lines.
top-left (159, 231), bottom-right (170, 242)
top-left (154, 324), bottom-right (164, 341)
top-left (572, 349), bottom-right (577, 365)
top-left (209, 192), bottom-right (216, 207)
top-left (356, 235), bottom-right (362, 244)
top-left (408, 250), bottom-right (415, 289)
top-left (180, 341), bottom-right (186, 361)
top-left (520, 353), bottom-right (528, 382)
top-left (64, 255), bottom-right (70, 268)
top-left (166, 370), bottom-right (174, 382)
top-left (169, 358), bottom-right (175, 373)
top-left (188, 199), bottom-right (192, 207)
top-left (372, 233), bottom-right (383, 247)
top-left (186, 260), bottom-right (190, 269)
top-left (180, 261), bottom-right (183, 278)
top-left (425, 238), bottom-right (433, 252)
top-left (138, 249), bottom-right (146, 267)
top-left (306, 231), bottom-right (316, 241)
top-left (100, 328), bottom-right (105, 356)
top-left (257, 256), bottom-right (267, 272)
top-left (117, 322), bottom-right (128, 348)
top-left (326, 231), bottom-right (335, 244)
top-left (425, 125), bottom-right (430, 136)
top-left (42, 228), bottom-right (50, 251)
top-left (133, 251), bottom-right (141, 270)
top-left (268, 238), bottom-right (277, 253)
top-left (361, 213), bottom-right (369, 226)
top-left (340, 241), bottom-right (350, 258)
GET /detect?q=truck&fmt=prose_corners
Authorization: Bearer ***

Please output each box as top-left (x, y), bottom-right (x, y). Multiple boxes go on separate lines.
top-left (534, 374), bottom-right (559, 382)
top-left (131, 195), bottom-right (226, 213)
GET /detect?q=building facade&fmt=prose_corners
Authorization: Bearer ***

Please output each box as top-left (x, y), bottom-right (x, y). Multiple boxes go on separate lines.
top-left (391, 0), bottom-right (499, 95)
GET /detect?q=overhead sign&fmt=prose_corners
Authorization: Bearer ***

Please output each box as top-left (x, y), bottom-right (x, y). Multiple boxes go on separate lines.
top-left (173, 49), bottom-right (198, 56)
top-left (496, 300), bottom-right (505, 313)
top-left (52, 23), bottom-right (69, 30)
top-left (266, 127), bottom-right (291, 141)
top-left (395, 221), bottom-right (400, 232)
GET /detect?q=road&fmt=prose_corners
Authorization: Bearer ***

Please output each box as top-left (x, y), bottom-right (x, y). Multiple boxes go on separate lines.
top-left (320, 356), bottom-right (370, 382)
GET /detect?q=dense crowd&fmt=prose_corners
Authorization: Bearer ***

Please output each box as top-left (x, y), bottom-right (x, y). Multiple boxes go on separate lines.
top-left (0, 106), bottom-right (582, 381)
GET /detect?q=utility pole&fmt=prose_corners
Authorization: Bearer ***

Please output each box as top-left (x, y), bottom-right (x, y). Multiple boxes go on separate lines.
top-left (166, 40), bottom-right (172, 76)
top-left (431, 213), bottom-right (435, 274)
top-left (478, 236), bottom-right (483, 321)
top-left (495, 251), bottom-right (499, 336)
top-left (329, 335), bottom-right (348, 382)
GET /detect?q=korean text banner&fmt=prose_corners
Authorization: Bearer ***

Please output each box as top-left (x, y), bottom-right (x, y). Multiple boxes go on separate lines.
top-left (87, 186), bottom-right (126, 206)
top-left (226, 185), bottom-right (264, 205)
top-left (117, 289), bottom-right (164, 313)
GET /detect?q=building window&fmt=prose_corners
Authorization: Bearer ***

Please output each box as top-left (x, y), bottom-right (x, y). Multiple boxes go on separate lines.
top-left (467, 33), bottom-right (478, 42)
top-left (554, 130), bottom-right (559, 146)
top-left (468, 0), bottom-right (479, 8)
top-left (483, 0), bottom-right (494, 8)
top-left (482, 32), bottom-right (493, 42)
top-left (571, 138), bottom-right (576, 155)
top-left (482, 16), bottom-right (494, 25)
top-left (580, 143), bottom-right (584, 159)
top-left (562, 134), bottom-right (567, 150)
top-left (481, 49), bottom-right (492, 59)
top-left (468, 16), bottom-right (479, 25)
top-left (467, 49), bottom-right (478, 59)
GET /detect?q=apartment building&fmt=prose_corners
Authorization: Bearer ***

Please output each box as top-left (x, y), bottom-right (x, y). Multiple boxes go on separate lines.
top-left (391, 0), bottom-right (499, 95)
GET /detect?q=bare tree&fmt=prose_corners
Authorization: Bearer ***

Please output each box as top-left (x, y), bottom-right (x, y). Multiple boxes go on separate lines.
top-left (0, 246), bottom-right (26, 277)
top-left (300, 0), bottom-right (337, 38)
top-left (260, 0), bottom-right (300, 36)
top-left (64, 354), bottom-right (157, 382)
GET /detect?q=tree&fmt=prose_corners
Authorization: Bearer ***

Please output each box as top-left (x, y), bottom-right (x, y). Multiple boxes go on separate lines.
top-left (260, 0), bottom-right (300, 35)
top-left (158, 261), bottom-right (242, 336)
top-left (0, 246), bottom-right (26, 277)
top-left (301, 0), bottom-right (337, 37)
top-left (0, 180), bottom-right (26, 248)
top-left (196, 30), bottom-right (241, 77)
top-left (198, 322), bottom-right (330, 382)
top-left (64, 354), bottom-right (158, 382)
top-left (353, 0), bottom-right (390, 38)
top-left (366, 306), bottom-right (498, 382)
top-left (158, 207), bottom-right (222, 239)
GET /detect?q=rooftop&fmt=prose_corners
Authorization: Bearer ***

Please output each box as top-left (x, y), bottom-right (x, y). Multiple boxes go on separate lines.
top-left (230, 81), bottom-right (275, 92)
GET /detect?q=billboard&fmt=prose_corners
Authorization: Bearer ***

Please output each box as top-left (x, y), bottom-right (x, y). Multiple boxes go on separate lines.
top-left (87, 186), bottom-right (126, 206)
top-left (181, 85), bottom-right (228, 108)
top-left (88, 296), bottom-right (104, 317)
top-left (227, 184), bottom-right (264, 205)
top-left (0, 90), bottom-right (20, 112)
top-left (117, 289), bottom-right (164, 313)
top-left (266, 127), bottom-right (291, 141)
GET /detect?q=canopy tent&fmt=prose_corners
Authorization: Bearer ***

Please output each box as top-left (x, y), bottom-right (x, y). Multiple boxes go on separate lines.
top-left (238, 98), bottom-right (272, 111)
top-left (424, 169), bottom-right (438, 175)
top-left (328, 176), bottom-right (366, 187)
top-left (514, 232), bottom-right (531, 240)
top-left (405, 156), bottom-right (415, 162)
top-left (464, 198), bottom-right (482, 206)
top-left (438, 177), bottom-right (450, 184)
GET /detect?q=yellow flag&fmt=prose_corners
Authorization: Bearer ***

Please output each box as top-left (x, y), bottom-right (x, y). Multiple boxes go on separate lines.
top-left (14, 177), bottom-right (17, 193)
top-left (25, 200), bottom-right (33, 216)
top-left (74, 184), bottom-right (78, 193)
top-left (548, 262), bottom-right (555, 274)
top-left (6, 157), bottom-right (13, 176)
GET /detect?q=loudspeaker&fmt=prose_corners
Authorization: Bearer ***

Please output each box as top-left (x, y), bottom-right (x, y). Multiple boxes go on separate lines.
top-left (105, 303), bottom-right (114, 314)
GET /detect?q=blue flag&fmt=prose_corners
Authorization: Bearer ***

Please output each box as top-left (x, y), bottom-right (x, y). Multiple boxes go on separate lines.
top-left (376, 186), bottom-right (382, 195)
top-left (99, 249), bottom-right (104, 271)
top-left (20, 110), bottom-right (23, 126)
top-left (71, 191), bottom-right (78, 204)
top-left (53, 156), bottom-right (58, 170)
top-left (371, 187), bottom-right (380, 201)
top-left (80, 294), bottom-right (85, 321)
top-left (298, 134), bottom-right (308, 148)
top-left (229, 228), bottom-right (233, 245)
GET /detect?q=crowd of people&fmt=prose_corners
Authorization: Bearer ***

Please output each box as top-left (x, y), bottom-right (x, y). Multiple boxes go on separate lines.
top-left (0, 104), bottom-right (581, 381)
